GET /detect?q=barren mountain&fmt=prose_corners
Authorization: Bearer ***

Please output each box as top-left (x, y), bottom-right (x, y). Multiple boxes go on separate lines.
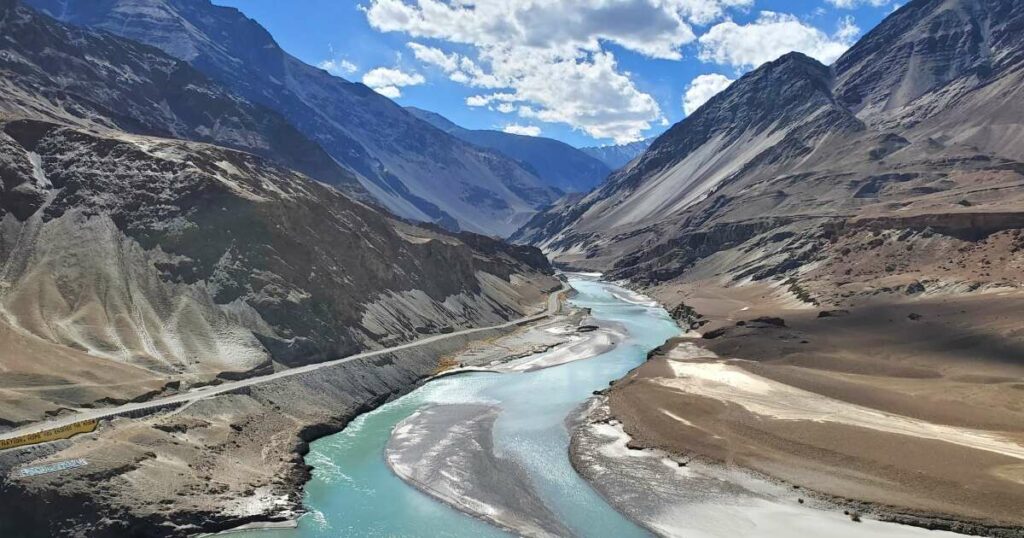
top-left (0, 116), bottom-right (555, 427)
top-left (0, 0), bottom-right (360, 193)
top-left (518, 0), bottom-right (1024, 297)
top-left (27, 0), bottom-right (559, 236)
top-left (518, 0), bottom-right (1024, 529)
top-left (0, 0), bottom-right (557, 427)
top-left (834, 0), bottom-right (1024, 160)
top-left (406, 106), bottom-right (611, 194)
top-left (579, 137), bottom-right (655, 170)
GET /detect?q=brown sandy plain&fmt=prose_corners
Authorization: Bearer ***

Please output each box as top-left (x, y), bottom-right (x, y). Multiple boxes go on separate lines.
top-left (607, 277), bottom-right (1024, 533)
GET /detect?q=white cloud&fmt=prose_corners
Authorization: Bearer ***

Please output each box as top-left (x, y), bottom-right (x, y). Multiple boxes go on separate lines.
top-left (406, 42), bottom-right (459, 72)
top-left (451, 47), bottom-right (662, 143)
top-left (826, 0), bottom-right (890, 8)
top-left (368, 0), bottom-right (707, 60)
top-left (682, 73), bottom-right (734, 115)
top-left (668, 0), bottom-right (755, 25)
top-left (318, 58), bottom-right (359, 76)
top-left (368, 1), bottom-right (754, 143)
top-left (502, 124), bottom-right (541, 136)
top-left (361, 67), bottom-right (425, 98)
top-left (698, 11), bottom-right (860, 69)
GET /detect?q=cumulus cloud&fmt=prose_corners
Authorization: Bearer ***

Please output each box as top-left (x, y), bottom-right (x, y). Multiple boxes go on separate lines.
top-left (424, 43), bottom-right (659, 143)
top-left (361, 67), bottom-right (425, 98)
top-left (826, 0), bottom-right (890, 8)
top-left (502, 124), bottom-right (542, 136)
top-left (698, 12), bottom-right (860, 69)
top-left (670, 0), bottom-right (755, 25)
top-left (368, 1), bottom-right (754, 143)
top-left (368, 0), bottom-right (709, 60)
top-left (318, 58), bottom-right (359, 76)
top-left (682, 73), bottom-right (734, 115)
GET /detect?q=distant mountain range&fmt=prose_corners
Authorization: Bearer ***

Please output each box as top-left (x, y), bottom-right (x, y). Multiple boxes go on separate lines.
top-left (516, 0), bottom-right (1024, 300)
top-left (25, 0), bottom-right (561, 236)
top-left (579, 138), bottom-right (656, 170)
top-left (406, 107), bottom-right (611, 194)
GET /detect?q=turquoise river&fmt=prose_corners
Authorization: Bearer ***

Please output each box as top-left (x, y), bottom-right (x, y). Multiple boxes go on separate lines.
top-left (240, 276), bottom-right (680, 537)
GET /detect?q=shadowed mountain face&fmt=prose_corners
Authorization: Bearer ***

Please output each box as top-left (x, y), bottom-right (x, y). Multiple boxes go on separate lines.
top-left (406, 107), bottom-right (611, 194)
top-left (0, 0), bottom-right (359, 192)
top-left (516, 0), bottom-right (1024, 302)
top-left (0, 0), bottom-right (556, 425)
top-left (26, 0), bottom-right (559, 236)
top-left (579, 138), bottom-right (655, 170)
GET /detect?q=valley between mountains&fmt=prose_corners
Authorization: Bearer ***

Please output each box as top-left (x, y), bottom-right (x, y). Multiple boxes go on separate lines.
top-left (1, 0), bottom-right (1023, 536)
top-left (516, 0), bottom-right (1024, 534)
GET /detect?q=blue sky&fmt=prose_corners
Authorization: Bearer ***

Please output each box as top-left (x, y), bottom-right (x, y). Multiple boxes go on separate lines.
top-left (214, 0), bottom-right (900, 148)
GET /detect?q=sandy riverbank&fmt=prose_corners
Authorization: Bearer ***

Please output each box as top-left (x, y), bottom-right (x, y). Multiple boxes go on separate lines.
top-left (437, 306), bottom-right (624, 375)
top-left (381, 309), bottom-right (628, 537)
top-left (570, 398), bottom-right (964, 538)
top-left (597, 281), bottom-right (1024, 536)
top-left (387, 403), bottom-right (569, 537)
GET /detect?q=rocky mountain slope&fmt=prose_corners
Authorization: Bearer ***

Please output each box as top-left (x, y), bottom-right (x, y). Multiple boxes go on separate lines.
top-left (406, 107), bottom-right (611, 193)
top-left (27, 0), bottom-right (559, 236)
top-left (517, 0), bottom-right (1024, 305)
top-left (0, 117), bottom-right (556, 427)
top-left (833, 0), bottom-right (1024, 160)
top-left (579, 137), bottom-right (655, 170)
top-left (0, 0), bottom-right (359, 193)
top-left (0, 0), bottom-right (557, 427)
top-left (518, 0), bottom-right (1024, 531)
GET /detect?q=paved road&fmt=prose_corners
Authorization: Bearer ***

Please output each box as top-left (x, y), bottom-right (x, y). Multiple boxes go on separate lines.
top-left (0, 282), bottom-right (569, 444)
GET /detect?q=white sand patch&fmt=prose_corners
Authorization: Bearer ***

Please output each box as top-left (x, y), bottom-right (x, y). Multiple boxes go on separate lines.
top-left (666, 341), bottom-right (720, 360)
top-left (660, 360), bottom-right (1024, 461)
top-left (647, 497), bottom-right (956, 538)
top-left (608, 288), bottom-right (660, 308)
top-left (500, 327), bottom-right (620, 372)
top-left (577, 402), bottom-right (963, 538)
top-left (589, 422), bottom-right (694, 478)
top-left (660, 408), bottom-right (696, 427)
top-left (386, 404), bottom-right (570, 536)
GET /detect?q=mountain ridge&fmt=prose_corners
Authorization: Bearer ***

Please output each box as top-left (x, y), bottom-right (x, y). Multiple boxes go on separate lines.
top-left (0, 0), bottom-right (362, 193)
top-left (405, 106), bottom-right (611, 194)
top-left (27, 0), bottom-right (559, 236)
top-left (516, 0), bottom-right (1024, 289)
top-left (0, 0), bottom-right (557, 426)
top-left (579, 137), bottom-right (655, 170)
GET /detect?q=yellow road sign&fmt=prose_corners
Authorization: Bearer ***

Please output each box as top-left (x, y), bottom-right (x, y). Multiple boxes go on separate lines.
top-left (0, 420), bottom-right (98, 450)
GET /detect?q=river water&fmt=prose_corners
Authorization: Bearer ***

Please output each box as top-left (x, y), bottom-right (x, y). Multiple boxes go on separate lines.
top-left (243, 276), bottom-right (680, 537)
